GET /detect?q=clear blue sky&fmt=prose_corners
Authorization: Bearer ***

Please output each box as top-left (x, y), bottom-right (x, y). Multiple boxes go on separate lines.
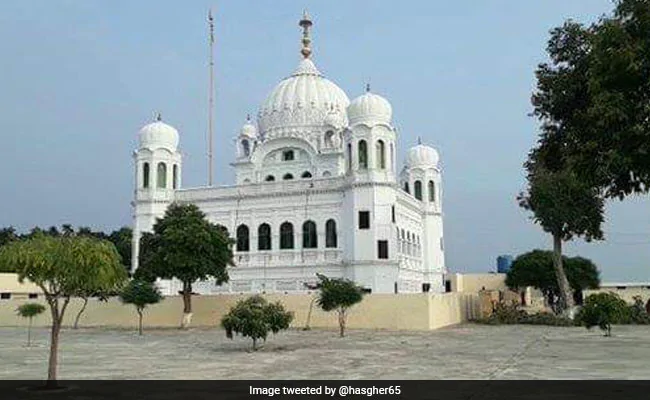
top-left (2, 0), bottom-right (649, 282)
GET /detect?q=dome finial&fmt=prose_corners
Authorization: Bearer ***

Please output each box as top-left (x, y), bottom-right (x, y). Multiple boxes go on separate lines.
top-left (155, 112), bottom-right (162, 122)
top-left (418, 136), bottom-right (422, 145)
top-left (299, 10), bottom-right (313, 59)
top-left (365, 83), bottom-right (371, 93)
top-left (246, 113), bottom-right (251, 122)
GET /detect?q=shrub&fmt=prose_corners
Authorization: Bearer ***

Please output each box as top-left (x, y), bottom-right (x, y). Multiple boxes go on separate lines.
top-left (221, 295), bottom-right (293, 350)
top-left (474, 301), bottom-right (576, 326)
top-left (575, 292), bottom-right (629, 336)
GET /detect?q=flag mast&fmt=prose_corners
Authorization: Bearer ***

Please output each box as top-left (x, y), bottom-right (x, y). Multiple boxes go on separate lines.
top-left (207, 9), bottom-right (215, 187)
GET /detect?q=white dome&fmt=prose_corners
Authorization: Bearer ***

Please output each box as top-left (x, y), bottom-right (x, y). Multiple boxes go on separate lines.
top-left (240, 117), bottom-right (257, 139)
top-left (257, 58), bottom-right (349, 136)
top-left (138, 118), bottom-right (179, 151)
top-left (406, 143), bottom-right (439, 168)
top-left (347, 90), bottom-right (392, 126)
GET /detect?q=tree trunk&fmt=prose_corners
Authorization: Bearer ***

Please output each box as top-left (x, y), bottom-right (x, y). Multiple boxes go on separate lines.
top-left (180, 281), bottom-right (193, 329)
top-left (46, 296), bottom-right (70, 387)
top-left (304, 297), bottom-right (316, 330)
top-left (73, 297), bottom-right (89, 329)
top-left (27, 317), bottom-right (32, 347)
top-left (552, 234), bottom-right (575, 314)
top-left (252, 338), bottom-right (257, 351)
top-left (137, 309), bottom-right (143, 336)
top-left (338, 309), bottom-right (346, 338)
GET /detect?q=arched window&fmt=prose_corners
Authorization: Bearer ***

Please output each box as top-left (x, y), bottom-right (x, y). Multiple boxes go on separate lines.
top-left (322, 171), bottom-right (331, 177)
top-left (358, 140), bottom-right (368, 169)
top-left (241, 139), bottom-right (250, 157)
top-left (301, 171), bottom-right (312, 179)
top-left (390, 143), bottom-right (394, 172)
top-left (376, 140), bottom-right (386, 169)
top-left (404, 182), bottom-right (410, 194)
top-left (172, 165), bottom-right (178, 189)
top-left (280, 222), bottom-right (294, 249)
top-left (283, 173), bottom-right (294, 180)
top-left (325, 219), bottom-right (337, 248)
top-left (142, 162), bottom-right (150, 188)
top-left (347, 143), bottom-right (352, 171)
top-left (414, 180), bottom-right (423, 200)
top-left (428, 180), bottom-right (435, 202)
top-left (236, 224), bottom-right (250, 252)
top-left (265, 175), bottom-right (275, 182)
top-left (258, 223), bottom-right (271, 251)
top-left (302, 220), bottom-right (317, 249)
top-left (157, 162), bottom-right (167, 188)
top-left (325, 130), bottom-right (335, 147)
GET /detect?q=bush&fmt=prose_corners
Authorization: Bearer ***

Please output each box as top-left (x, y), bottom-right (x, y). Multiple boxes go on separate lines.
top-left (221, 295), bottom-right (293, 350)
top-left (626, 296), bottom-right (650, 325)
top-left (575, 292), bottom-right (629, 336)
top-left (473, 301), bottom-right (576, 326)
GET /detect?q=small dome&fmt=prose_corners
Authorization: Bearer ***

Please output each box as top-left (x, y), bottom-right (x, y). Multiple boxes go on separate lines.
top-left (138, 117), bottom-right (179, 151)
top-left (240, 116), bottom-right (257, 139)
top-left (347, 89), bottom-right (392, 126)
top-left (406, 143), bottom-right (439, 168)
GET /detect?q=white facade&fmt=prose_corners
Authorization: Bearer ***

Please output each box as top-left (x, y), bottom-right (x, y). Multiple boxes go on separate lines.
top-left (131, 15), bottom-right (446, 294)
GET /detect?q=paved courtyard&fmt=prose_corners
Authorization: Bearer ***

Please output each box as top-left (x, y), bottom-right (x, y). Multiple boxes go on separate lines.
top-left (1, 324), bottom-right (649, 379)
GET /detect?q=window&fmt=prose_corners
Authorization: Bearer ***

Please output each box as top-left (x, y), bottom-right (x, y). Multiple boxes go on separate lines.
top-left (283, 150), bottom-right (294, 161)
top-left (173, 165), bottom-right (178, 189)
top-left (325, 219), bottom-right (337, 248)
top-left (283, 173), bottom-right (294, 180)
top-left (280, 222), bottom-right (294, 249)
top-left (301, 171), bottom-right (312, 179)
top-left (359, 211), bottom-right (370, 229)
top-left (325, 130), bottom-right (335, 147)
top-left (391, 205), bottom-right (396, 223)
top-left (428, 180), bottom-right (435, 202)
top-left (0, 293), bottom-right (10, 300)
top-left (378, 240), bottom-right (389, 259)
top-left (302, 220), bottom-right (317, 249)
top-left (258, 223), bottom-right (271, 251)
top-left (143, 162), bottom-right (150, 188)
top-left (322, 171), bottom-right (331, 177)
top-left (376, 140), bottom-right (386, 169)
top-left (390, 143), bottom-right (394, 171)
top-left (236, 225), bottom-right (250, 252)
top-left (347, 143), bottom-right (352, 171)
top-left (29, 293), bottom-right (38, 299)
top-left (440, 237), bottom-right (444, 251)
top-left (157, 162), bottom-right (167, 188)
top-left (403, 182), bottom-right (410, 194)
top-left (422, 283), bottom-right (431, 293)
top-left (241, 139), bottom-right (250, 157)
top-left (265, 175), bottom-right (275, 182)
top-left (358, 140), bottom-right (368, 169)
top-left (414, 180), bottom-right (423, 200)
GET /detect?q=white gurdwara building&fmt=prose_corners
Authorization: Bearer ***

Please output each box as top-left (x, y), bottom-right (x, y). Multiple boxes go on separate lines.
top-left (131, 14), bottom-right (446, 294)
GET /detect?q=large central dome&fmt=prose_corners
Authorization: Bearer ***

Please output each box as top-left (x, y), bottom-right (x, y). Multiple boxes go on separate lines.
top-left (257, 58), bottom-right (349, 136)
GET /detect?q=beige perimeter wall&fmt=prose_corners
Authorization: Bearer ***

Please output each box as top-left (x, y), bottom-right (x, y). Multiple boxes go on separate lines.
top-left (0, 292), bottom-right (480, 331)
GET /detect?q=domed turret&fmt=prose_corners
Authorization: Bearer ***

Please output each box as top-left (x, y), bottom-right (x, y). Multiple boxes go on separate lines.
top-left (406, 142), bottom-right (439, 168)
top-left (138, 114), bottom-right (179, 152)
top-left (347, 85), bottom-right (392, 126)
top-left (240, 115), bottom-right (258, 139)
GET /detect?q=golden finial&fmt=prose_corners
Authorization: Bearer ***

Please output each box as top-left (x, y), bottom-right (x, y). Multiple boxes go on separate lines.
top-left (299, 10), bottom-right (313, 59)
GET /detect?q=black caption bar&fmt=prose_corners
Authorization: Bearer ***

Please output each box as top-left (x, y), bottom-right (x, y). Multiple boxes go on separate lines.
top-left (2, 381), bottom-right (650, 400)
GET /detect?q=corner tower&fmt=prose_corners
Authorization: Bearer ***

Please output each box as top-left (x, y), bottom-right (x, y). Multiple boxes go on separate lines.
top-left (131, 114), bottom-right (182, 272)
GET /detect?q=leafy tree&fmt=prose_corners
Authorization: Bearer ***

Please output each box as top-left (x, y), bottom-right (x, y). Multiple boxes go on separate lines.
top-left (119, 279), bottom-right (163, 335)
top-left (16, 303), bottom-right (46, 347)
top-left (137, 203), bottom-right (234, 328)
top-left (518, 168), bottom-right (604, 313)
top-left (576, 292), bottom-right (629, 336)
top-left (315, 274), bottom-right (365, 337)
top-left (0, 235), bottom-right (127, 385)
top-left (221, 295), bottom-right (294, 350)
top-left (108, 227), bottom-right (132, 273)
top-left (506, 250), bottom-right (600, 310)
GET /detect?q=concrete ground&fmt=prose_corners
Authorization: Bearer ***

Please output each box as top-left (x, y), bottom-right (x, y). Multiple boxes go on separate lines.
top-left (1, 324), bottom-right (649, 379)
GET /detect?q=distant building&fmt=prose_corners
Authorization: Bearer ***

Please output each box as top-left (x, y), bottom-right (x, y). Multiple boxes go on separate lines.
top-left (0, 273), bottom-right (42, 301)
top-left (583, 282), bottom-right (650, 304)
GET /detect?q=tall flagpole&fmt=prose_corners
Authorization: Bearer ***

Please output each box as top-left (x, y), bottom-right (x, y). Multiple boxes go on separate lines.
top-left (207, 9), bottom-right (215, 187)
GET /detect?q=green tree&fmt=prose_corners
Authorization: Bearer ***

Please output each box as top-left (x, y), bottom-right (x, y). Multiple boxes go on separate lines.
top-left (315, 274), bottom-right (365, 337)
top-left (0, 235), bottom-right (127, 385)
top-left (221, 295), bottom-right (294, 350)
top-left (506, 250), bottom-right (600, 310)
top-left (136, 203), bottom-right (234, 328)
top-left (108, 227), bottom-right (132, 273)
top-left (16, 303), bottom-right (46, 347)
top-left (577, 292), bottom-right (629, 336)
top-left (518, 169), bottom-right (604, 313)
top-left (119, 279), bottom-right (163, 335)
